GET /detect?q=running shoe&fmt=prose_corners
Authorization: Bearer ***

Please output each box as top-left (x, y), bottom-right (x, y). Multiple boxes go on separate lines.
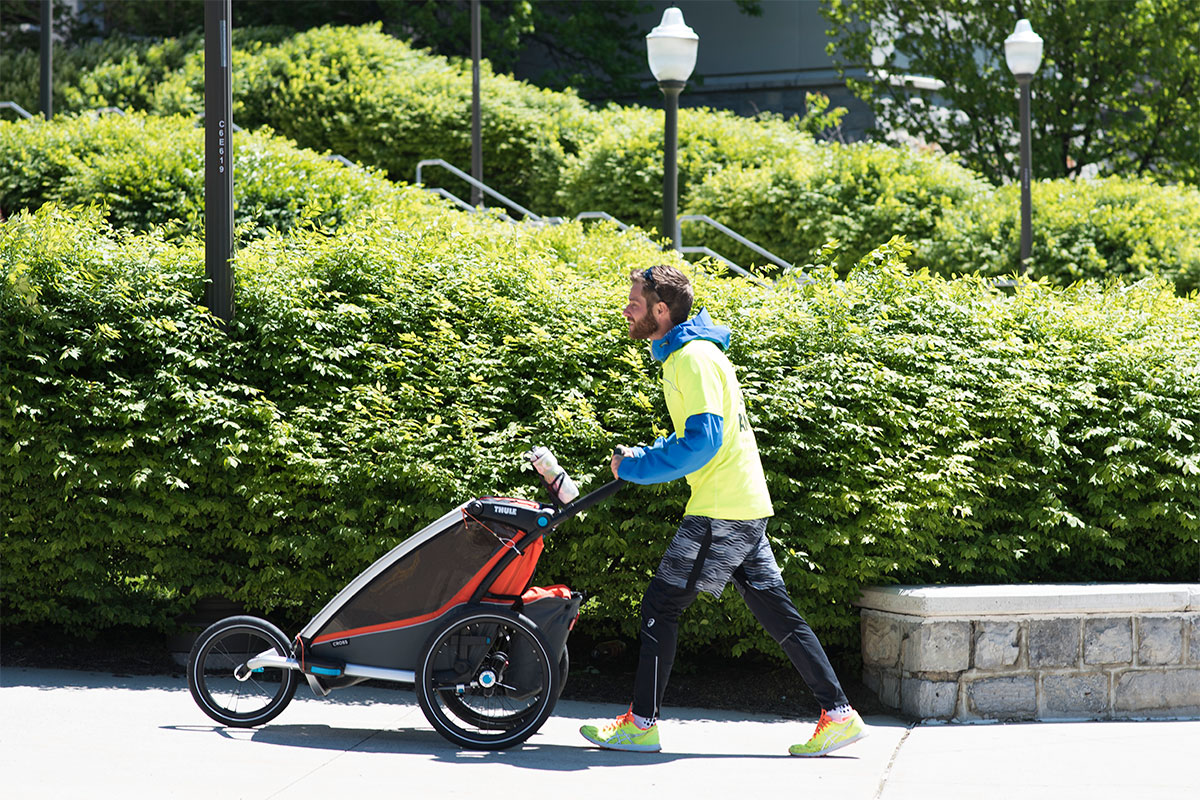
top-left (580, 708), bottom-right (661, 752)
top-left (788, 709), bottom-right (867, 757)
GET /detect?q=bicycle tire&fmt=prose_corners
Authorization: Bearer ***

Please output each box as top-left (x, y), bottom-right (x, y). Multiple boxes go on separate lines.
top-left (417, 608), bottom-right (557, 750)
top-left (187, 615), bottom-right (298, 728)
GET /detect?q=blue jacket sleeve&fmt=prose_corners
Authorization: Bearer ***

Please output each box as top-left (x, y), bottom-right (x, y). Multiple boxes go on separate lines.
top-left (617, 413), bottom-right (723, 484)
top-left (625, 433), bottom-right (672, 459)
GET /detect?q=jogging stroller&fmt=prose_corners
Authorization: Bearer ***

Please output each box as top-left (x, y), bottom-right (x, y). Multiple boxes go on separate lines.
top-left (186, 450), bottom-right (622, 749)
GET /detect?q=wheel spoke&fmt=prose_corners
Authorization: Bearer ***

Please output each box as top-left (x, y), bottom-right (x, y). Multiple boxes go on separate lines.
top-left (188, 618), bottom-right (297, 728)
top-left (417, 610), bottom-right (555, 748)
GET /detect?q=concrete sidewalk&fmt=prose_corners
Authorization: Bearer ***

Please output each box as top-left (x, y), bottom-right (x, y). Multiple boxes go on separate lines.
top-left (1, 667), bottom-right (1197, 799)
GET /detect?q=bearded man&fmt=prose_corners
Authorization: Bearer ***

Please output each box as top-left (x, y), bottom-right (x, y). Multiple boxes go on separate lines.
top-left (579, 265), bottom-right (867, 757)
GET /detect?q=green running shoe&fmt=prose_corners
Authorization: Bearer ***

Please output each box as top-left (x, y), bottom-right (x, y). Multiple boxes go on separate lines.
top-left (789, 710), bottom-right (867, 757)
top-left (580, 709), bottom-right (661, 752)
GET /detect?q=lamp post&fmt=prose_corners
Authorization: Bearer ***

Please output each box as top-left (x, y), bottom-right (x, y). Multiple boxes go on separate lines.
top-left (646, 7), bottom-right (698, 250)
top-left (471, 0), bottom-right (483, 207)
top-left (39, 0), bottom-right (52, 120)
top-left (204, 0), bottom-right (235, 324)
top-left (1004, 18), bottom-right (1043, 274)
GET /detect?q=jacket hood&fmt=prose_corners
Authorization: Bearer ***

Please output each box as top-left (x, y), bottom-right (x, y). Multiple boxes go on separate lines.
top-left (650, 308), bottom-right (731, 363)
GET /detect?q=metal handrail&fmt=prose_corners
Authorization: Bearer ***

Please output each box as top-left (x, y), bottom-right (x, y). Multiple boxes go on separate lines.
top-left (416, 158), bottom-right (540, 221)
top-left (574, 212), bottom-right (660, 247)
top-left (425, 187), bottom-right (478, 214)
top-left (0, 101), bottom-right (33, 119)
top-left (574, 211), bottom-right (630, 231)
top-left (679, 214), bottom-right (794, 272)
top-left (413, 160), bottom-right (795, 288)
top-left (679, 245), bottom-right (750, 277)
top-left (419, 184), bottom-right (521, 224)
top-left (678, 246), bottom-right (776, 289)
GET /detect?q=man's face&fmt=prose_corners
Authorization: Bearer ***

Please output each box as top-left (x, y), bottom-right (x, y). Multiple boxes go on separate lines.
top-left (624, 284), bottom-right (662, 340)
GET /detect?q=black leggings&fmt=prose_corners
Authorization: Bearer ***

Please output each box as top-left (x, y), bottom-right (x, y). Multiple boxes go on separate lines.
top-left (631, 570), bottom-right (849, 720)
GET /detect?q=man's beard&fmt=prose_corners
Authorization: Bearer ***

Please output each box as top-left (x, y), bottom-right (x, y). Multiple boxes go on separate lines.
top-left (629, 308), bottom-right (659, 340)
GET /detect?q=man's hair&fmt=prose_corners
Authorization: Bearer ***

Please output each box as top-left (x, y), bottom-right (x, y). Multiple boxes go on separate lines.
top-left (631, 265), bottom-right (693, 325)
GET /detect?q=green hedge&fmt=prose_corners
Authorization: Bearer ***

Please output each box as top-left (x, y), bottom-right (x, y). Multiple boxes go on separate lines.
top-left (922, 176), bottom-right (1200, 293)
top-left (7, 24), bottom-right (1200, 293)
top-left (0, 112), bottom-right (445, 240)
top-left (0, 32), bottom-right (201, 118)
top-left (551, 105), bottom-right (816, 234)
top-left (4, 26), bottom-right (1199, 660)
top-left (1, 25), bottom-right (594, 213)
top-left (4, 203), bottom-right (1198, 655)
top-left (0, 204), bottom-right (666, 635)
top-left (214, 25), bottom-right (594, 211)
top-left (684, 142), bottom-right (990, 275)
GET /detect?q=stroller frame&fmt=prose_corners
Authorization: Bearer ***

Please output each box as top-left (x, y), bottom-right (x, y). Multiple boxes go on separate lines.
top-left (186, 461), bottom-right (622, 750)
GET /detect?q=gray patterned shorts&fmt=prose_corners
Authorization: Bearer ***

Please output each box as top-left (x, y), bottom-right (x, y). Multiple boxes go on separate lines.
top-left (655, 515), bottom-right (784, 597)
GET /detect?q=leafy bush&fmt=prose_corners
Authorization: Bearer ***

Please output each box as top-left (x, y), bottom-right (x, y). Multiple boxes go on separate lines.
top-left (707, 240), bottom-right (1200, 653)
top-left (230, 24), bottom-right (596, 213)
top-left (0, 33), bottom-right (200, 118)
top-left (0, 112), bottom-right (445, 240)
top-left (7, 23), bottom-right (1198, 297)
top-left (2, 24), bottom-right (597, 214)
top-left (4, 23), bottom-right (1198, 662)
top-left (1, 206), bottom-right (287, 629)
top-left (5, 205), bottom-right (1198, 657)
top-left (552, 105), bottom-right (816, 235)
top-left (922, 176), bottom-right (1200, 293)
top-left (0, 204), bottom-right (667, 635)
top-left (683, 141), bottom-right (990, 275)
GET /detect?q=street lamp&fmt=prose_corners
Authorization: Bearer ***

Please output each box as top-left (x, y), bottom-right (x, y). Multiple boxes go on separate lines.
top-left (646, 7), bottom-right (698, 250)
top-left (1004, 18), bottom-right (1043, 274)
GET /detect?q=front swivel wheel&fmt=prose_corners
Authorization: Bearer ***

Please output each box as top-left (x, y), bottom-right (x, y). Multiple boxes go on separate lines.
top-left (187, 615), bottom-right (298, 728)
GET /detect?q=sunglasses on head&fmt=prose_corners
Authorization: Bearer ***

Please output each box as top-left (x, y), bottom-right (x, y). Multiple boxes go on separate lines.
top-left (642, 268), bottom-right (658, 293)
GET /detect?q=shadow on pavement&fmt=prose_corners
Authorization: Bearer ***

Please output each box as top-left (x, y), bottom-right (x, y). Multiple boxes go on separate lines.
top-left (157, 722), bottom-right (847, 769)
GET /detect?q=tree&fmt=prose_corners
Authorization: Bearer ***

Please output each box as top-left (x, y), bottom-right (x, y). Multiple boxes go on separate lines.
top-left (821, 0), bottom-right (1200, 186)
top-left (383, 0), bottom-right (651, 100)
top-left (2, 0), bottom-right (651, 101)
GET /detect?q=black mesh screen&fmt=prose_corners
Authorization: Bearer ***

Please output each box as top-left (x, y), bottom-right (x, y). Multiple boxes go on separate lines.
top-left (317, 518), bottom-right (512, 637)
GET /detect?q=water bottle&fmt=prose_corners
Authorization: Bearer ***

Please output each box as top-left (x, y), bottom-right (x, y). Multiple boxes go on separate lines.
top-left (525, 446), bottom-right (580, 504)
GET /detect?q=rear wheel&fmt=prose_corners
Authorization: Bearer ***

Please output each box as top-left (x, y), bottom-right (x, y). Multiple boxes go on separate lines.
top-left (438, 645), bottom-right (569, 729)
top-left (187, 616), bottom-right (298, 728)
top-left (417, 608), bottom-right (557, 750)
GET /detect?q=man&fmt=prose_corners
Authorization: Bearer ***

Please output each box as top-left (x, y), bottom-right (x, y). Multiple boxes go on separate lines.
top-left (579, 265), bottom-right (866, 756)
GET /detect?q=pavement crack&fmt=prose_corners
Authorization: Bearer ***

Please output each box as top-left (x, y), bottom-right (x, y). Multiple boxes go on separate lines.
top-left (873, 722), bottom-right (915, 800)
top-left (263, 729), bottom-right (382, 800)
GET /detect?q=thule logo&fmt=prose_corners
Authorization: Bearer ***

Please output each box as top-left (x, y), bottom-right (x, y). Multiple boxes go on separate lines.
top-left (493, 505), bottom-right (518, 516)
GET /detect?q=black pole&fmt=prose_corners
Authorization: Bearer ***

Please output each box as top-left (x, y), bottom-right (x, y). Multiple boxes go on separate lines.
top-left (204, 0), bottom-right (234, 324)
top-left (39, 0), bottom-right (52, 120)
top-left (1017, 74), bottom-right (1033, 274)
top-left (659, 80), bottom-right (685, 250)
top-left (471, 0), bottom-right (483, 207)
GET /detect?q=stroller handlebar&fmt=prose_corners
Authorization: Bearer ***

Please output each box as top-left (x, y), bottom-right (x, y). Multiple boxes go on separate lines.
top-left (546, 478), bottom-right (623, 527)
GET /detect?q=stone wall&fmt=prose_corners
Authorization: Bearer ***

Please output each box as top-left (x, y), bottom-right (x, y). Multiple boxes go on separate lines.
top-left (857, 584), bottom-right (1200, 721)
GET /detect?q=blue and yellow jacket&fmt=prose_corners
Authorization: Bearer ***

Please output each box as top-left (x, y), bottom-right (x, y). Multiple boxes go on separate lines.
top-left (618, 309), bottom-right (773, 520)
